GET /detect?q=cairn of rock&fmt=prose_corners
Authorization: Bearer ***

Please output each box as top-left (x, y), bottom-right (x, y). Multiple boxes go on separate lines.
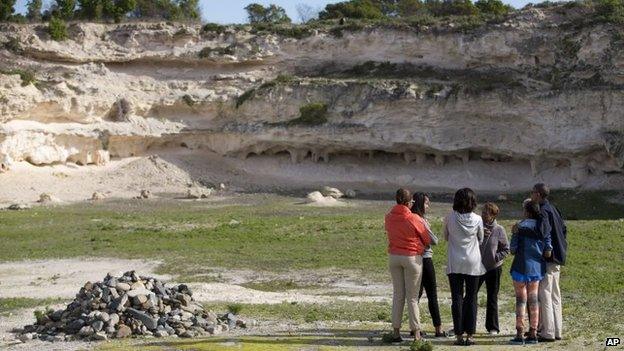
top-left (19, 271), bottom-right (247, 342)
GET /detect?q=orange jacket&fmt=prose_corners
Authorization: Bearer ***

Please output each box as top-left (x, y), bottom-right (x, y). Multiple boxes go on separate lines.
top-left (385, 204), bottom-right (431, 256)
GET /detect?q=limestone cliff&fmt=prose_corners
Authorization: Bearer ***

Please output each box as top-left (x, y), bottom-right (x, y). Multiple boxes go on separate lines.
top-left (1, 5), bottom-right (623, 193)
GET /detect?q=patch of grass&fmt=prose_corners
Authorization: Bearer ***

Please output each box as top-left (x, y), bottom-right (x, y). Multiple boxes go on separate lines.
top-left (410, 339), bottom-right (433, 351)
top-left (0, 195), bottom-right (622, 342)
top-left (241, 279), bottom-right (321, 292)
top-left (0, 297), bottom-right (64, 315)
top-left (198, 45), bottom-right (235, 58)
top-left (250, 23), bottom-right (314, 39)
top-left (3, 37), bottom-right (21, 53)
top-left (203, 301), bottom-right (394, 323)
top-left (181, 94), bottom-right (195, 107)
top-left (287, 103), bottom-right (329, 126)
top-left (0, 69), bottom-right (37, 87)
top-left (227, 303), bottom-right (243, 315)
top-left (235, 88), bottom-right (256, 108)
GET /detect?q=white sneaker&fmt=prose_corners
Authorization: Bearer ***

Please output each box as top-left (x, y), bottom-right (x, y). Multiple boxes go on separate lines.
top-left (489, 330), bottom-right (499, 336)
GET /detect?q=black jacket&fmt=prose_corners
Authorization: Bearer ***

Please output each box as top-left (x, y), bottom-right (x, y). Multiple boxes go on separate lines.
top-left (539, 200), bottom-right (568, 265)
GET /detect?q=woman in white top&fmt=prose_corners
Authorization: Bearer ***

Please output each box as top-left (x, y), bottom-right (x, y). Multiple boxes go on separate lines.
top-left (444, 188), bottom-right (486, 346)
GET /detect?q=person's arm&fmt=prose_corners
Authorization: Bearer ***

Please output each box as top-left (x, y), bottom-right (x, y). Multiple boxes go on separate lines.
top-left (477, 218), bottom-right (484, 245)
top-left (510, 231), bottom-right (518, 255)
top-left (413, 217), bottom-right (431, 247)
top-left (424, 220), bottom-right (439, 246)
top-left (443, 215), bottom-right (450, 241)
top-left (540, 211), bottom-right (554, 257)
top-left (495, 226), bottom-right (510, 262)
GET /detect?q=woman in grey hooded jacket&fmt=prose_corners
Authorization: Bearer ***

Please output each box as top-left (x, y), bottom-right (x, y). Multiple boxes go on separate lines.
top-left (444, 188), bottom-right (486, 346)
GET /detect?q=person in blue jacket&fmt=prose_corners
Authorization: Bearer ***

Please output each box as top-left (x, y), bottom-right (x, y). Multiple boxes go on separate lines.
top-left (509, 200), bottom-right (552, 345)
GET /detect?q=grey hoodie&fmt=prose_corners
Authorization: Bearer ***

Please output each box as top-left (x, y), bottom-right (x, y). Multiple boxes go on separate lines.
top-left (444, 211), bottom-right (486, 276)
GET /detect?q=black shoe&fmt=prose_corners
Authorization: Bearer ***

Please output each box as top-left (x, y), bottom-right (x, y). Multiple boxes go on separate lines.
top-left (465, 338), bottom-right (475, 346)
top-left (454, 338), bottom-right (465, 346)
top-left (525, 336), bottom-right (539, 344)
top-left (435, 331), bottom-right (449, 338)
top-left (538, 336), bottom-right (555, 342)
top-left (510, 336), bottom-right (524, 345)
top-left (391, 336), bottom-right (403, 343)
top-left (555, 337), bottom-right (562, 341)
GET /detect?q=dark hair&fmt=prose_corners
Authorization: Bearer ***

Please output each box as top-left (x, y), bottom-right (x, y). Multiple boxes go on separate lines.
top-left (482, 202), bottom-right (500, 218)
top-left (395, 188), bottom-right (411, 206)
top-left (411, 192), bottom-right (429, 216)
top-left (453, 188), bottom-right (477, 214)
top-left (524, 200), bottom-right (541, 219)
top-left (533, 183), bottom-right (550, 199)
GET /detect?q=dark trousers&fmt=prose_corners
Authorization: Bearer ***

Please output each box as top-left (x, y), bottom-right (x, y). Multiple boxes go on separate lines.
top-left (448, 273), bottom-right (480, 335)
top-left (418, 257), bottom-right (442, 327)
top-left (478, 266), bottom-right (502, 332)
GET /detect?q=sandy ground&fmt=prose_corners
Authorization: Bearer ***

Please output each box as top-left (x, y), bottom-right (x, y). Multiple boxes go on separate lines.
top-left (5, 148), bottom-right (623, 209)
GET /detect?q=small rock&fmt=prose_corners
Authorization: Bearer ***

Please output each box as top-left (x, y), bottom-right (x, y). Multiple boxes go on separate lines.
top-left (321, 186), bottom-right (343, 199)
top-left (38, 193), bottom-right (60, 203)
top-left (138, 190), bottom-right (151, 199)
top-left (78, 326), bottom-right (94, 337)
top-left (126, 308), bottom-right (158, 330)
top-left (116, 325), bottom-right (132, 338)
top-left (7, 203), bottom-right (31, 211)
top-left (19, 333), bottom-right (34, 342)
top-left (154, 330), bottom-right (168, 337)
top-left (116, 282), bottom-right (131, 291)
top-left (93, 332), bottom-right (107, 341)
top-left (92, 320), bottom-right (104, 332)
top-left (91, 192), bottom-right (106, 201)
top-left (345, 189), bottom-right (357, 198)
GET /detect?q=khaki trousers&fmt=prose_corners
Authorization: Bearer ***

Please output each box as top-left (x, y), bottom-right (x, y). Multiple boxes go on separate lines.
top-left (538, 263), bottom-right (563, 339)
top-left (389, 254), bottom-right (423, 331)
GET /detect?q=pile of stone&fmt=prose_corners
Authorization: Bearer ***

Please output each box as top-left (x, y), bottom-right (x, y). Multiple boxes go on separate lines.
top-left (18, 271), bottom-right (248, 342)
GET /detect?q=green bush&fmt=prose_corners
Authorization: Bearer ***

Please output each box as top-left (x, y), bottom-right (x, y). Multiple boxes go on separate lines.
top-left (227, 303), bottom-right (243, 315)
top-left (426, 0), bottom-right (480, 17)
top-left (48, 17), bottom-right (68, 41)
top-left (319, 0), bottom-right (385, 19)
top-left (3, 37), bottom-right (21, 52)
top-left (288, 103), bottom-right (329, 126)
top-left (245, 3), bottom-right (291, 24)
top-left (410, 339), bottom-right (433, 351)
top-left (202, 22), bottom-right (226, 34)
top-left (593, 0), bottom-right (624, 23)
top-left (475, 0), bottom-right (512, 15)
top-left (1, 69), bottom-right (37, 86)
top-left (198, 45), bottom-right (234, 58)
top-left (251, 22), bottom-right (313, 39)
top-left (182, 94), bottom-right (195, 106)
top-left (236, 88), bottom-right (256, 108)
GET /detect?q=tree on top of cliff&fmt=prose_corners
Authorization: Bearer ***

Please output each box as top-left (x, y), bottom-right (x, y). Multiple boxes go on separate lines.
top-left (0, 0), bottom-right (16, 21)
top-left (26, 0), bottom-right (42, 21)
top-left (130, 0), bottom-right (200, 21)
top-left (52, 0), bottom-right (77, 19)
top-left (319, 0), bottom-right (385, 19)
top-left (475, 0), bottom-right (512, 15)
top-left (245, 3), bottom-right (291, 24)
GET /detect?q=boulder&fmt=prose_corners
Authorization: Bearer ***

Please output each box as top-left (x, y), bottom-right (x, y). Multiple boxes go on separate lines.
top-left (321, 186), bottom-right (343, 199)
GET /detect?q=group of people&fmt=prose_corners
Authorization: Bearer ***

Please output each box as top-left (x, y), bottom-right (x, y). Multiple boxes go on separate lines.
top-left (384, 184), bottom-right (568, 346)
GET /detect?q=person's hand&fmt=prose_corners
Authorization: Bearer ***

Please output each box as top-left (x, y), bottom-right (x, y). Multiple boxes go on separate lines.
top-left (484, 228), bottom-right (491, 236)
top-left (544, 250), bottom-right (552, 258)
top-left (512, 223), bottom-right (519, 234)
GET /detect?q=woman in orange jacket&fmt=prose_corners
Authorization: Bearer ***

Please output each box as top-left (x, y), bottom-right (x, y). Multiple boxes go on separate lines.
top-left (385, 188), bottom-right (432, 342)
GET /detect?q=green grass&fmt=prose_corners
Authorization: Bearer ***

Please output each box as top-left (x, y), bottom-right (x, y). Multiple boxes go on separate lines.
top-left (0, 195), bottom-right (622, 343)
top-left (240, 279), bottom-right (322, 292)
top-left (0, 297), bottom-right (65, 315)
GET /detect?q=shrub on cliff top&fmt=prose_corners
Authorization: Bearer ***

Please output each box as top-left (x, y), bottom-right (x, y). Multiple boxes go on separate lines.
top-left (48, 16), bottom-right (68, 41)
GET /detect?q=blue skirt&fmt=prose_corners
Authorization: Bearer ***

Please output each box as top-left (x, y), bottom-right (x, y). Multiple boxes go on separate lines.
top-left (511, 270), bottom-right (543, 283)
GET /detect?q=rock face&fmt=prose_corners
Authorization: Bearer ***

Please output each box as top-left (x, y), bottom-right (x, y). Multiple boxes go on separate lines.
top-left (19, 271), bottom-right (248, 342)
top-left (1, 6), bottom-right (623, 192)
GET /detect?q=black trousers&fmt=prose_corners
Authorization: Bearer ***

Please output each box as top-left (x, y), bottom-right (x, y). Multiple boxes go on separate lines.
top-left (418, 257), bottom-right (442, 327)
top-left (478, 266), bottom-right (502, 332)
top-left (448, 273), bottom-right (480, 335)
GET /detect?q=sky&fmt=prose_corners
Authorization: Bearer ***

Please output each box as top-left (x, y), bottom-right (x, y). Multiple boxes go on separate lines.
top-left (15, 0), bottom-right (535, 24)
